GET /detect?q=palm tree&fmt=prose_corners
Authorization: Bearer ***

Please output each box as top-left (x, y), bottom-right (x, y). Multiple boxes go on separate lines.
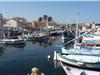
top-left (48, 16), bottom-right (53, 22)
top-left (38, 17), bottom-right (42, 21)
top-left (43, 15), bottom-right (48, 21)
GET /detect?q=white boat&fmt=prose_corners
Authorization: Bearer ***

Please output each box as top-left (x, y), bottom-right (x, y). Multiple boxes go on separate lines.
top-left (59, 61), bottom-right (100, 75)
top-left (19, 33), bottom-right (32, 41)
top-left (61, 21), bottom-right (100, 56)
top-left (0, 38), bottom-right (26, 45)
top-left (62, 46), bottom-right (100, 56)
top-left (55, 13), bottom-right (100, 71)
top-left (82, 34), bottom-right (100, 43)
top-left (78, 27), bottom-right (100, 45)
top-left (32, 32), bottom-right (49, 42)
top-left (0, 28), bottom-right (26, 45)
top-left (61, 31), bottom-right (100, 55)
top-left (55, 52), bottom-right (100, 69)
top-left (49, 29), bottom-right (63, 36)
top-left (55, 13), bottom-right (100, 72)
top-left (61, 33), bottom-right (100, 55)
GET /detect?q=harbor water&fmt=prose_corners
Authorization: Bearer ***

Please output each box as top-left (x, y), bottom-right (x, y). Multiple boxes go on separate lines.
top-left (0, 36), bottom-right (66, 75)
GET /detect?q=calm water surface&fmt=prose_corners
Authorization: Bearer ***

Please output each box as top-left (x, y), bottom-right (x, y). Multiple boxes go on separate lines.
top-left (0, 36), bottom-right (66, 75)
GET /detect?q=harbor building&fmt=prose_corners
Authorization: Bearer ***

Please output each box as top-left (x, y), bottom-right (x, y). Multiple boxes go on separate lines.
top-left (4, 17), bottom-right (27, 29)
top-left (33, 20), bottom-right (57, 30)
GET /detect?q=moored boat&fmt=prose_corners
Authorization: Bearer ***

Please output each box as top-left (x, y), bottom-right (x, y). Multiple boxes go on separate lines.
top-left (19, 33), bottom-right (33, 41)
top-left (32, 32), bottom-right (49, 42)
top-left (0, 37), bottom-right (26, 45)
top-left (59, 61), bottom-right (100, 75)
top-left (61, 46), bottom-right (100, 56)
top-left (55, 13), bottom-right (100, 72)
top-left (55, 53), bottom-right (100, 69)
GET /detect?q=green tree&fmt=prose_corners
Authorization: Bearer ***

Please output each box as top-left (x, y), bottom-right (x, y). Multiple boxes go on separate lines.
top-left (38, 17), bottom-right (42, 21)
top-left (43, 15), bottom-right (48, 21)
top-left (48, 16), bottom-right (53, 21)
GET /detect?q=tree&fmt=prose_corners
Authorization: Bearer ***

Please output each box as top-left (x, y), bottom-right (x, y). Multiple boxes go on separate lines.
top-left (43, 15), bottom-right (48, 21)
top-left (38, 17), bottom-right (42, 21)
top-left (48, 16), bottom-right (53, 21)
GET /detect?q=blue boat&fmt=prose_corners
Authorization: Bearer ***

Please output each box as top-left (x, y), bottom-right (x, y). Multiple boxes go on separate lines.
top-left (32, 32), bottom-right (49, 43)
top-left (33, 36), bottom-right (49, 43)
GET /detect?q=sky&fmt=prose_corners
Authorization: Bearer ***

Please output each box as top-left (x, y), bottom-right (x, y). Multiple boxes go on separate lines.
top-left (0, 1), bottom-right (100, 23)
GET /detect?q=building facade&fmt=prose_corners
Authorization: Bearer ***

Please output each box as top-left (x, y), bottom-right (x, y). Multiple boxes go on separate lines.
top-left (4, 17), bottom-right (27, 29)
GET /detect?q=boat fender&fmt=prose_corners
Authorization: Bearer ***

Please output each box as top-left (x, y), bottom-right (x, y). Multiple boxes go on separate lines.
top-left (47, 55), bottom-right (51, 59)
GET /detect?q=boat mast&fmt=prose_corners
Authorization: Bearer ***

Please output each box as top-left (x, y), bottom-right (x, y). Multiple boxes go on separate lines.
top-left (74, 11), bottom-right (79, 48)
top-left (46, 19), bottom-right (48, 34)
top-left (46, 19), bottom-right (48, 31)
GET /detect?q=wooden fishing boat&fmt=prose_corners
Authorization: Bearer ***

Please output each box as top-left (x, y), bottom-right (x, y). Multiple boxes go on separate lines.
top-left (61, 46), bottom-right (100, 56)
top-left (32, 32), bottom-right (49, 42)
top-left (55, 52), bottom-right (100, 69)
top-left (59, 61), bottom-right (100, 75)
top-left (0, 37), bottom-right (26, 45)
top-left (55, 13), bottom-right (100, 72)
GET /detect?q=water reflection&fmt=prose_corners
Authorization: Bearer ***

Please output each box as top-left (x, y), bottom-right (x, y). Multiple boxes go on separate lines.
top-left (54, 61), bottom-right (100, 75)
top-left (0, 44), bottom-right (26, 56)
top-left (0, 45), bottom-right (6, 56)
top-left (32, 36), bottom-right (58, 47)
top-left (12, 44), bottom-right (26, 48)
top-left (0, 36), bottom-right (64, 75)
top-left (32, 41), bottom-right (52, 47)
top-left (3, 43), bottom-right (26, 48)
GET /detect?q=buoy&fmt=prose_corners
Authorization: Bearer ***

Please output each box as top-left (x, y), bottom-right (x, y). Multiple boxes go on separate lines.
top-left (47, 55), bottom-right (51, 61)
top-left (47, 55), bottom-right (51, 59)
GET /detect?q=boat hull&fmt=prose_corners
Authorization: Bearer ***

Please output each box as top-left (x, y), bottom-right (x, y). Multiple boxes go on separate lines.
top-left (0, 39), bottom-right (26, 45)
top-left (32, 36), bottom-right (49, 42)
top-left (60, 62), bottom-right (100, 75)
top-left (13, 40), bottom-right (26, 45)
top-left (62, 47), bottom-right (100, 56)
top-left (56, 53), bottom-right (100, 69)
